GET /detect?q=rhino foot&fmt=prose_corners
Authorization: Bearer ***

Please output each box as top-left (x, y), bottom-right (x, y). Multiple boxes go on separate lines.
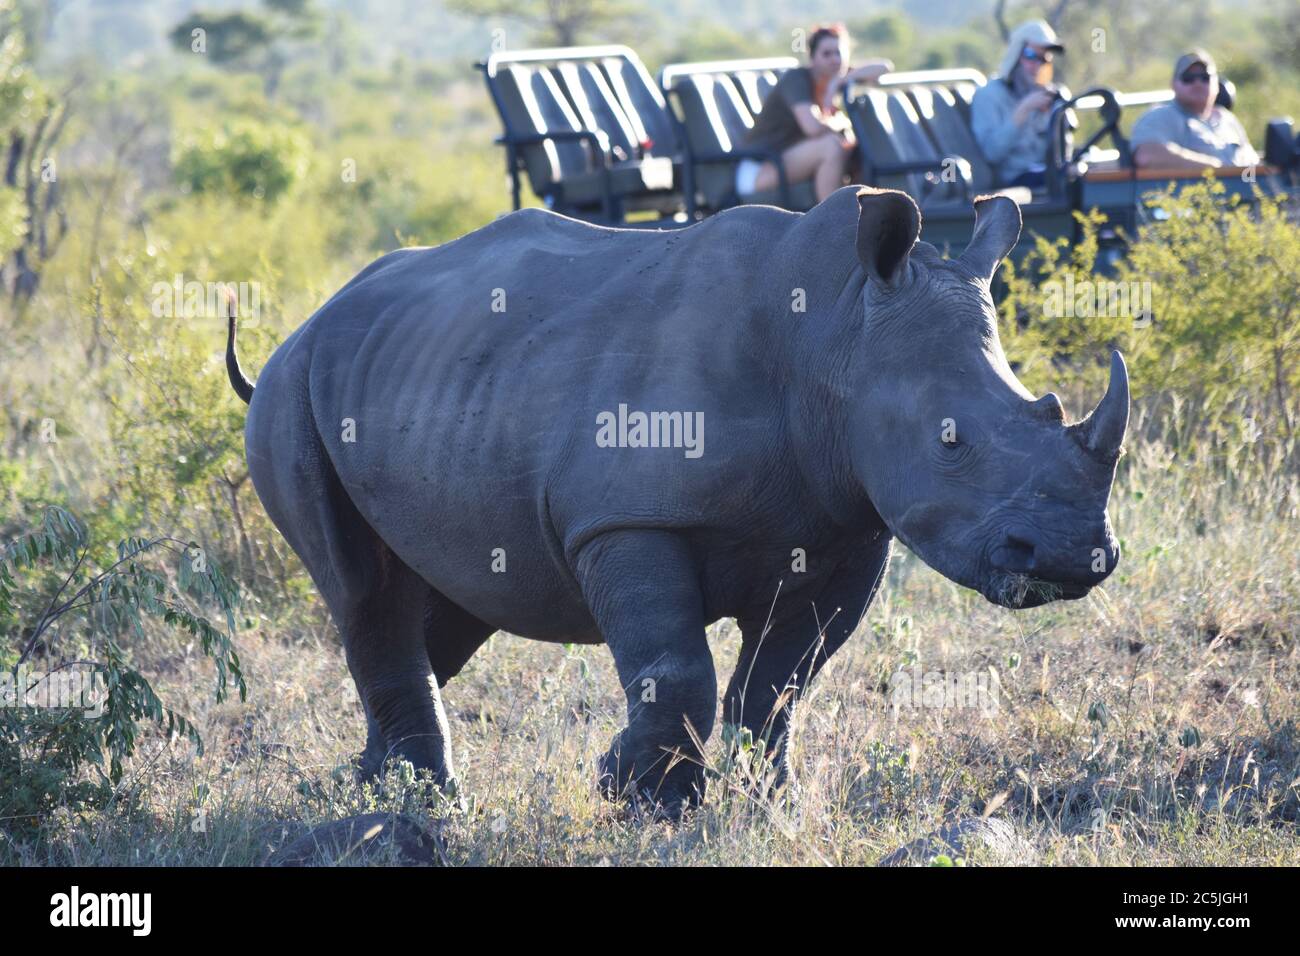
top-left (353, 750), bottom-right (384, 786)
top-left (597, 736), bottom-right (706, 822)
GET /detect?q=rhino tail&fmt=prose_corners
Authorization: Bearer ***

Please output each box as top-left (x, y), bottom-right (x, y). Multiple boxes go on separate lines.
top-left (224, 286), bottom-right (255, 405)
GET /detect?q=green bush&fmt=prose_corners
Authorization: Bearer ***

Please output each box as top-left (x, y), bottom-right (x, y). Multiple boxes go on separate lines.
top-left (0, 507), bottom-right (245, 838)
top-left (173, 119), bottom-right (309, 202)
top-left (999, 177), bottom-right (1300, 471)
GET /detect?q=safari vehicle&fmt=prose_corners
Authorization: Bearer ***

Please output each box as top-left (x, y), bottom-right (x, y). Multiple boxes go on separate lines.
top-left (476, 45), bottom-right (683, 223)
top-left (478, 45), bottom-right (1300, 264)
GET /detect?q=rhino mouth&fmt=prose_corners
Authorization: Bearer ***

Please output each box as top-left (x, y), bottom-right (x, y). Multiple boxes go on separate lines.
top-left (984, 572), bottom-right (1092, 609)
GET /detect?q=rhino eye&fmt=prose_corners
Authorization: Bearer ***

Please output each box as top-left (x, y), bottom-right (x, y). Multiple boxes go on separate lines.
top-left (936, 433), bottom-right (976, 466)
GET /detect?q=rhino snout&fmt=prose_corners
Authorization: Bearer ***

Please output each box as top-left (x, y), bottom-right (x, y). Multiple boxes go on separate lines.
top-left (988, 521), bottom-right (1119, 601)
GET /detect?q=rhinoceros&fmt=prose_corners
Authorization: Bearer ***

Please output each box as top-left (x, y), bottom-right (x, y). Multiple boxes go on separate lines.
top-left (226, 186), bottom-right (1127, 812)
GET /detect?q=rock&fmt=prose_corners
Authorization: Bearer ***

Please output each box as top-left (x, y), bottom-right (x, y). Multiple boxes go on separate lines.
top-left (267, 813), bottom-right (444, 867)
top-left (878, 817), bottom-right (1037, 866)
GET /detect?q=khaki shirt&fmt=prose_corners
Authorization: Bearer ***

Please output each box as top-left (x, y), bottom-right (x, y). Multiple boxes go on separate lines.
top-left (1130, 102), bottom-right (1259, 166)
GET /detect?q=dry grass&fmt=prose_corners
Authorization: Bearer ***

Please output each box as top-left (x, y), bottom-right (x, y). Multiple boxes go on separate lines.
top-left (5, 444), bottom-right (1299, 866)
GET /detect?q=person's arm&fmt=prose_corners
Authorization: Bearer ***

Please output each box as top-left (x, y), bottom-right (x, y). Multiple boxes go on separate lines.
top-left (774, 69), bottom-right (838, 139)
top-left (820, 60), bottom-right (894, 115)
top-left (1227, 113), bottom-right (1261, 167)
top-left (1011, 89), bottom-right (1056, 126)
top-left (972, 86), bottom-right (1028, 163)
top-left (842, 59), bottom-right (894, 88)
top-left (790, 100), bottom-right (842, 137)
top-left (1126, 106), bottom-right (1222, 170)
top-left (1133, 141), bottom-right (1223, 170)
top-left (973, 86), bottom-right (1055, 164)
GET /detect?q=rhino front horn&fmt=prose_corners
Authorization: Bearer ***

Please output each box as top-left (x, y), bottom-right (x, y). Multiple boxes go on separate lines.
top-left (1079, 351), bottom-right (1130, 460)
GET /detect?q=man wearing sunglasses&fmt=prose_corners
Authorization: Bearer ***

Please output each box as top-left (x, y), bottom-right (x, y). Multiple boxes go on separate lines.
top-left (971, 19), bottom-right (1068, 189)
top-left (1131, 50), bottom-right (1259, 170)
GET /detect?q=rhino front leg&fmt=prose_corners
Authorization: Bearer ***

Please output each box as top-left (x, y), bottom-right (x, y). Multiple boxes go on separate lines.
top-left (576, 530), bottom-right (716, 815)
top-left (356, 707), bottom-right (387, 783)
top-left (724, 533), bottom-right (891, 794)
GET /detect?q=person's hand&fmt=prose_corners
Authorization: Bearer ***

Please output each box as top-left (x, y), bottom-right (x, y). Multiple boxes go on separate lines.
top-left (824, 112), bottom-right (852, 135)
top-left (856, 59), bottom-right (894, 84)
top-left (1013, 88), bottom-right (1056, 125)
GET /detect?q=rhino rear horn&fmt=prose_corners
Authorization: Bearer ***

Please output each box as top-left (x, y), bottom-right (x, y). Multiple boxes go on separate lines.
top-left (856, 187), bottom-right (921, 289)
top-left (958, 194), bottom-right (1023, 280)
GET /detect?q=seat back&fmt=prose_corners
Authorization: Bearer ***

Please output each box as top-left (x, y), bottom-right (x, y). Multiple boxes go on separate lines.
top-left (849, 69), bottom-right (992, 205)
top-left (730, 68), bottom-right (782, 116)
top-left (492, 63), bottom-right (590, 197)
top-left (947, 81), bottom-right (979, 121)
top-left (481, 45), bottom-right (685, 214)
top-left (600, 54), bottom-right (679, 157)
top-left (908, 85), bottom-right (996, 190)
top-left (660, 57), bottom-right (798, 211)
top-left (669, 73), bottom-right (756, 208)
top-left (850, 88), bottom-right (946, 199)
top-left (878, 67), bottom-right (986, 122)
top-left (556, 60), bottom-right (637, 159)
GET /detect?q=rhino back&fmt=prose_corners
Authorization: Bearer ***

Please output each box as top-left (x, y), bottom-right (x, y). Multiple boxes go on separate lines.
top-left (281, 206), bottom-right (815, 633)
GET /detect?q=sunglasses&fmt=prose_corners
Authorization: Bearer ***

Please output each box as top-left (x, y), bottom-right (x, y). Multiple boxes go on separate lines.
top-left (1021, 47), bottom-right (1055, 63)
top-left (1179, 70), bottom-right (1213, 84)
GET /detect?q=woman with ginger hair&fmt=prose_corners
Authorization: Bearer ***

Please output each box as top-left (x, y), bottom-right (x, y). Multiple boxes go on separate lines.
top-left (738, 23), bottom-right (892, 203)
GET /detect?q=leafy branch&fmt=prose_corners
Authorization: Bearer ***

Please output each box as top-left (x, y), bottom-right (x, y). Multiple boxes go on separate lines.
top-left (1, 506), bottom-right (247, 803)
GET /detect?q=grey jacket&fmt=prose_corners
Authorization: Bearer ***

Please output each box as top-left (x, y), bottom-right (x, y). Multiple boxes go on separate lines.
top-left (970, 78), bottom-right (1055, 184)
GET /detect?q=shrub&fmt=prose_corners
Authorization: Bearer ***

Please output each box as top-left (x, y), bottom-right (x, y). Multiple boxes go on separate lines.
top-left (0, 507), bottom-right (245, 837)
top-left (173, 119), bottom-right (308, 202)
top-left (999, 177), bottom-right (1300, 472)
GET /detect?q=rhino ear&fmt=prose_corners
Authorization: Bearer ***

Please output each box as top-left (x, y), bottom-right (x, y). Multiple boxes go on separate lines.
top-left (856, 187), bottom-right (921, 289)
top-left (958, 194), bottom-right (1022, 280)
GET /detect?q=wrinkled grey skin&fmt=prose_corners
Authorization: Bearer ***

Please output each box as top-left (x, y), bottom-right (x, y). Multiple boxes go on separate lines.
top-left (229, 186), bottom-right (1127, 812)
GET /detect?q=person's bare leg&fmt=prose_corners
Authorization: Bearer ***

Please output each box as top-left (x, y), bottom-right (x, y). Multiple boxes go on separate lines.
top-left (813, 136), bottom-right (851, 202)
top-left (751, 135), bottom-right (848, 199)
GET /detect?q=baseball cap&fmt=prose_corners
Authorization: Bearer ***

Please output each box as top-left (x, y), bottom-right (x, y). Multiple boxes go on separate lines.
top-left (1020, 20), bottom-right (1065, 53)
top-left (1173, 49), bottom-right (1216, 82)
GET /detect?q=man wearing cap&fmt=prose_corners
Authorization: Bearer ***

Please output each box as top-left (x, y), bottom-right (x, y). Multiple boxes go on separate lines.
top-left (971, 19), bottom-right (1068, 189)
top-left (1130, 50), bottom-right (1259, 170)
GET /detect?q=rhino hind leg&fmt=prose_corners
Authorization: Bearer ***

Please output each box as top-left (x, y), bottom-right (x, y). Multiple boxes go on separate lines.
top-left (246, 394), bottom-right (461, 793)
top-left (334, 564), bottom-right (488, 786)
top-left (575, 530), bottom-right (717, 817)
top-left (320, 540), bottom-right (460, 793)
top-left (350, 585), bottom-right (492, 784)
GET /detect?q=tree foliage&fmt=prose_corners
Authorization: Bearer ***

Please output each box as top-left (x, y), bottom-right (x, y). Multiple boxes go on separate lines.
top-left (173, 119), bottom-right (308, 202)
top-left (1000, 178), bottom-right (1300, 469)
top-left (1, 506), bottom-right (245, 835)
